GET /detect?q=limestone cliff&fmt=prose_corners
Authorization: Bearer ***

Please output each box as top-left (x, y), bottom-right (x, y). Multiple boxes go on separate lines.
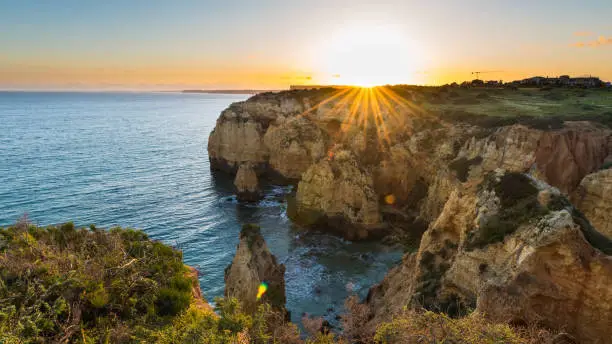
top-left (294, 149), bottom-right (383, 240)
top-left (208, 88), bottom-right (611, 239)
top-left (572, 168), bottom-right (612, 238)
top-left (224, 224), bottom-right (286, 314)
top-left (364, 170), bottom-right (612, 343)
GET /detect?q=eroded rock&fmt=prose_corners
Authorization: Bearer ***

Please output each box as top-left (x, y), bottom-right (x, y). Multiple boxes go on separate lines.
top-left (234, 164), bottom-right (262, 202)
top-left (572, 168), bottom-right (612, 238)
top-left (365, 170), bottom-right (612, 343)
top-left (294, 149), bottom-right (383, 240)
top-left (224, 224), bottom-right (286, 314)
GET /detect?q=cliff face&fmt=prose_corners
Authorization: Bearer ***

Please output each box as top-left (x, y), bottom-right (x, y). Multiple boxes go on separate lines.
top-left (208, 89), bottom-right (612, 239)
top-left (224, 224), bottom-right (286, 314)
top-left (209, 88), bottom-right (612, 342)
top-left (364, 170), bottom-right (612, 343)
top-left (572, 168), bottom-right (612, 238)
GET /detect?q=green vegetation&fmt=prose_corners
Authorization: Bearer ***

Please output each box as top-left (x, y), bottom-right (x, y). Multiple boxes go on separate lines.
top-left (0, 219), bottom-right (562, 343)
top-left (373, 310), bottom-right (549, 344)
top-left (0, 220), bottom-right (341, 344)
top-left (0, 221), bottom-right (197, 342)
top-left (449, 156), bottom-right (483, 182)
top-left (466, 173), bottom-right (546, 250)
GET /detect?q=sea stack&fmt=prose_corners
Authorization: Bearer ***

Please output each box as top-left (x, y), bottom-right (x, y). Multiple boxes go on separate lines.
top-left (234, 163), bottom-right (262, 202)
top-left (224, 224), bottom-right (286, 314)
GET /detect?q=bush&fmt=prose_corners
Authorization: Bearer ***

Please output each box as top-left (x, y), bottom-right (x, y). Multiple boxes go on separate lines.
top-left (374, 310), bottom-right (543, 344)
top-left (0, 222), bottom-right (193, 342)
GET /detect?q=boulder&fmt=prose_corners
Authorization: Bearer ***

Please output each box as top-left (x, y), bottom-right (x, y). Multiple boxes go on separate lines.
top-left (224, 224), bottom-right (286, 314)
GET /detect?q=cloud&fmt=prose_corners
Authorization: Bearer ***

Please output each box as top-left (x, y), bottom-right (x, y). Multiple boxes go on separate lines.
top-left (573, 31), bottom-right (594, 37)
top-left (572, 35), bottom-right (612, 48)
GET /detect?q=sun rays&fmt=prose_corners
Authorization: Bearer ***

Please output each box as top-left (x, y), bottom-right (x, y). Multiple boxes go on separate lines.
top-left (294, 86), bottom-right (429, 152)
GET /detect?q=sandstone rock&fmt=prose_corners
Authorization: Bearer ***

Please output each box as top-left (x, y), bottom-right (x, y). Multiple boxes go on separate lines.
top-left (572, 168), bottom-right (612, 238)
top-left (294, 149), bottom-right (382, 240)
top-left (263, 116), bottom-right (328, 180)
top-left (365, 171), bottom-right (612, 343)
top-left (208, 106), bottom-right (270, 173)
top-left (209, 89), bottom-right (611, 233)
top-left (225, 224), bottom-right (286, 314)
top-left (234, 164), bottom-right (262, 202)
top-left (535, 123), bottom-right (610, 193)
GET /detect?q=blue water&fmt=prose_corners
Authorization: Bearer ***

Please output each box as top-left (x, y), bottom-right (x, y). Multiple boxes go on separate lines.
top-left (0, 91), bottom-right (401, 324)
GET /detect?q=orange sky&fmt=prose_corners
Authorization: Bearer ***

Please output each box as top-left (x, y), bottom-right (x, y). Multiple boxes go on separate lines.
top-left (1, 1), bottom-right (611, 90)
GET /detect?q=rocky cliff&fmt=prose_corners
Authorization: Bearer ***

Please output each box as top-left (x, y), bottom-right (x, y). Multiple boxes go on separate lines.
top-left (224, 224), bottom-right (287, 314)
top-left (364, 170), bottom-right (612, 343)
top-left (208, 88), bottom-right (612, 240)
top-left (572, 168), bottom-right (612, 238)
top-left (209, 87), bottom-right (612, 342)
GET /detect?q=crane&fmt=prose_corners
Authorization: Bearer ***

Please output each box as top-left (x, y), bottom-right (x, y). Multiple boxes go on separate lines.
top-left (471, 71), bottom-right (503, 80)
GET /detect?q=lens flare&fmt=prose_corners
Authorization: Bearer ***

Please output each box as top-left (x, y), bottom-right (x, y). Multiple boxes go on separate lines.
top-left (256, 282), bottom-right (268, 300)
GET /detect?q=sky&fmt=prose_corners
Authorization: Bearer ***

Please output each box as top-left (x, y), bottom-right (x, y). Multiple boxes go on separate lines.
top-left (1, 0), bottom-right (611, 90)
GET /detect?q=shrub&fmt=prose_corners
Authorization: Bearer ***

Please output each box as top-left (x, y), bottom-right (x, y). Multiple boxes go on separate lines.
top-left (374, 310), bottom-right (536, 344)
top-left (466, 173), bottom-right (546, 250)
top-left (0, 222), bottom-right (193, 342)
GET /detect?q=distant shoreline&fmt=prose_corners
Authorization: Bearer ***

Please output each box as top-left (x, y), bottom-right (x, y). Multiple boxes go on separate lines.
top-left (181, 89), bottom-right (281, 95)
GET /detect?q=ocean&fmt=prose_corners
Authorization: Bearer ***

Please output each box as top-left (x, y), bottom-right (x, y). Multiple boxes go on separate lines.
top-left (0, 91), bottom-right (401, 324)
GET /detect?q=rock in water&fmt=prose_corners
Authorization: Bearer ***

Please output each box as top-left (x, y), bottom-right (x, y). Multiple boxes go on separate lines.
top-left (234, 164), bottom-right (262, 202)
top-left (224, 224), bottom-right (286, 314)
top-left (572, 168), bottom-right (612, 239)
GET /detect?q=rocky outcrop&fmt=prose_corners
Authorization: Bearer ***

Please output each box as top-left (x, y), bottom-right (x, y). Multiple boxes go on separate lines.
top-left (224, 224), bottom-right (286, 314)
top-left (535, 122), bottom-right (611, 193)
top-left (234, 164), bottom-right (262, 202)
top-left (365, 170), bottom-right (612, 343)
top-left (186, 265), bottom-right (214, 313)
top-left (294, 149), bottom-right (383, 240)
top-left (263, 116), bottom-right (328, 180)
top-left (209, 89), bottom-right (611, 238)
top-left (208, 105), bottom-right (270, 173)
top-left (572, 168), bottom-right (612, 238)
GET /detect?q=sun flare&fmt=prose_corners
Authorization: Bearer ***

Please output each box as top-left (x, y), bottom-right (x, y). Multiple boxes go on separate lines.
top-left (319, 24), bottom-right (422, 87)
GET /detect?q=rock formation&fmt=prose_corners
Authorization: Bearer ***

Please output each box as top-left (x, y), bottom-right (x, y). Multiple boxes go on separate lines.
top-left (572, 168), bottom-right (612, 238)
top-left (208, 89), bottom-right (611, 239)
top-left (365, 170), bottom-right (612, 343)
top-left (209, 88), bottom-right (612, 341)
top-left (294, 149), bottom-right (383, 240)
top-left (234, 163), bottom-right (262, 202)
top-left (186, 265), bottom-right (214, 312)
top-left (224, 224), bottom-right (286, 314)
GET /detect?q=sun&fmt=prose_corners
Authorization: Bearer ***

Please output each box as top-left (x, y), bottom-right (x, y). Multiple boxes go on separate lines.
top-left (318, 24), bottom-right (421, 87)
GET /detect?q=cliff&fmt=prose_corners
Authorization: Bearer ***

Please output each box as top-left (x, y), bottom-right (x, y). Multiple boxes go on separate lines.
top-left (365, 170), bottom-right (612, 343)
top-left (572, 168), bottom-right (612, 238)
top-left (208, 87), bottom-right (612, 342)
top-left (208, 87), bottom-right (612, 241)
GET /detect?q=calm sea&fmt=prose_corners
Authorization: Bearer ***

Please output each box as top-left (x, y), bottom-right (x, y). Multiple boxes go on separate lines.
top-left (0, 91), bottom-right (401, 323)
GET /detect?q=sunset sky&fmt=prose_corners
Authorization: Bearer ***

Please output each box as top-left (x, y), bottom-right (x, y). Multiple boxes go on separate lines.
top-left (1, 0), bottom-right (611, 90)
